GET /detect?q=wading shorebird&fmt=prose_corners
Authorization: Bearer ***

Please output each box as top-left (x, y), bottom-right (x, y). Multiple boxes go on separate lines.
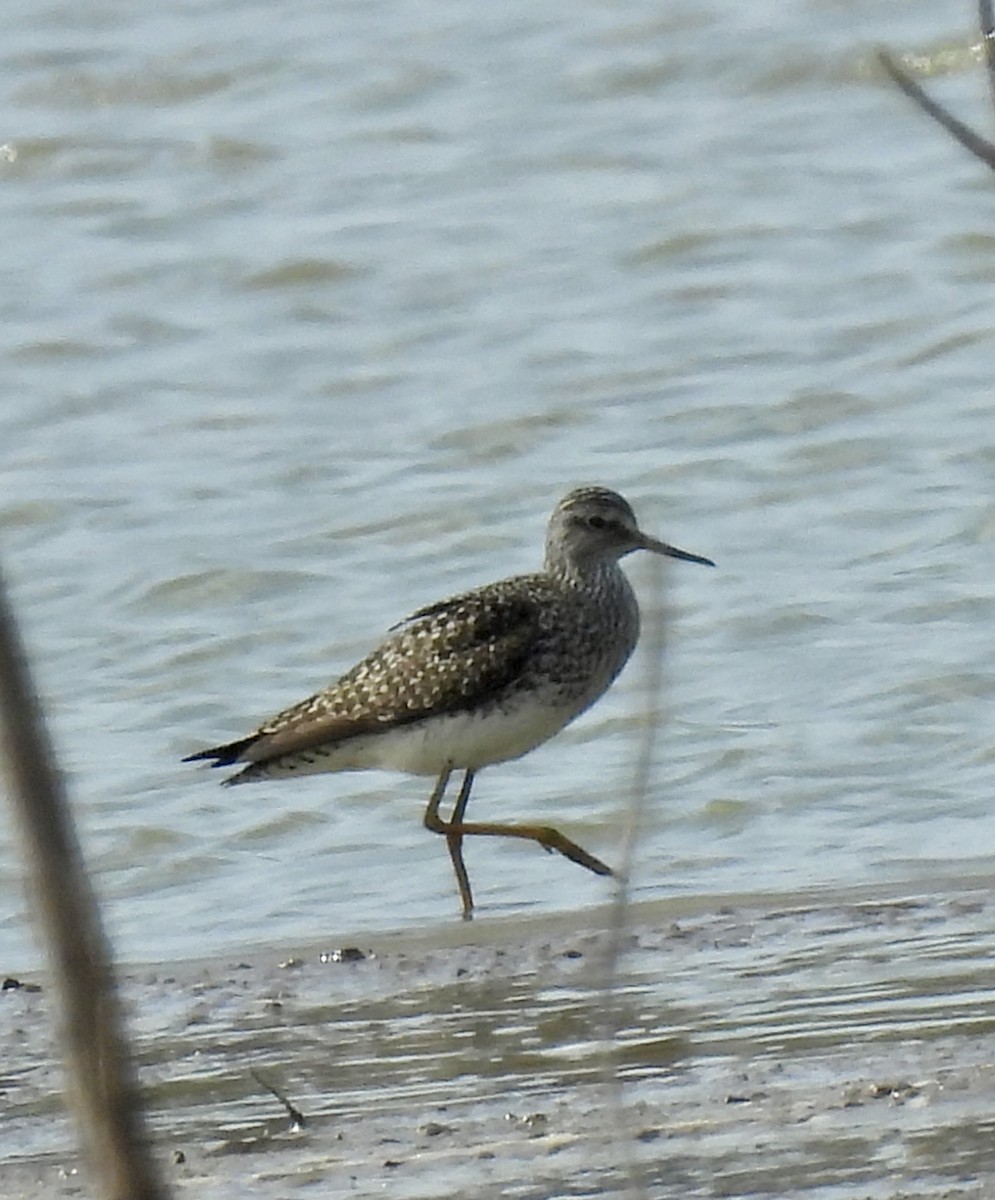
top-left (184, 486), bottom-right (713, 918)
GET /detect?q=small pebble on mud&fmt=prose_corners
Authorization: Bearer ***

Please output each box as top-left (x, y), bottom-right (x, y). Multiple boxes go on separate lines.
top-left (328, 947), bottom-right (367, 963)
top-left (420, 1122), bottom-right (453, 1137)
top-left (2, 977), bottom-right (41, 992)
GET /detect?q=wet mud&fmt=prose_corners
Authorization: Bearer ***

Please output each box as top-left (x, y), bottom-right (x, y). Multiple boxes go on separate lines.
top-left (3, 881), bottom-right (995, 1198)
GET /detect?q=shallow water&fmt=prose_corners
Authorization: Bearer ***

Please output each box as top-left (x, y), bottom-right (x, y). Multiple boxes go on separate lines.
top-left (9, 4), bottom-right (995, 1194)
top-left (0, 0), bottom-right (993, 1002)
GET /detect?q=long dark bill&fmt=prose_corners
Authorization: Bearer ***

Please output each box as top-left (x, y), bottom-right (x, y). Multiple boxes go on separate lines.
top-left (640, 534), bottom-right (715, 568)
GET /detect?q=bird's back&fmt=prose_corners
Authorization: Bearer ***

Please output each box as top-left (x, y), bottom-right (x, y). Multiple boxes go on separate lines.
top-left (187, 563), bottom-right (641, 781)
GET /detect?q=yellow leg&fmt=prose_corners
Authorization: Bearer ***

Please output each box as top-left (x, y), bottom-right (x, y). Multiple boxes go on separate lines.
top-left (423, 765), bottom-right (614, 920)
top-left (449, 819), bottom-right (614, 877)
top-left (446, 770), bottom-right (475, 921)
top-left (423, 764), bottom-right (473, 919)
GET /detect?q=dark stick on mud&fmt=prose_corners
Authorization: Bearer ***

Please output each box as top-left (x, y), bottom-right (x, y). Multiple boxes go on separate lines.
top-left (0, 564), bottom-right (167, 1200)
top-left (250, 1069), bottom-right (308, 1130)
top-left (877, 45), bottom-right (995, 170)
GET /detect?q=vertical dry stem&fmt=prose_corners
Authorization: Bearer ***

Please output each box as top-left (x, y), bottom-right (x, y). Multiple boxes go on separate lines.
top-left (599, 552), bottom-right (668, 1200)
top-left (0, 566), bottom-right (167, 1200)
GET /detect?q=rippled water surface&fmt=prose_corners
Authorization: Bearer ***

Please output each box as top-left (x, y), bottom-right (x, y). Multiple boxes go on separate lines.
top-left (1, 0), bottom-right (994, 973)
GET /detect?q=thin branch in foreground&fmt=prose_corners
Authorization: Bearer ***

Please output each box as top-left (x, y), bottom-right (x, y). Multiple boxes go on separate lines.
top-left (981, 0), bottom-right (995, 116)
top-left (0, 564), bottom-right (168, 1200)
top-left (596, 552), bottom-right (669, 1200)
top-left (877, 46), bottom-right (995, 170)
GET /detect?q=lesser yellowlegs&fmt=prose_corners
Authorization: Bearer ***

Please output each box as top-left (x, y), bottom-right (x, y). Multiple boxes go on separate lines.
top-left (184, 486), bottom-right (713, 918)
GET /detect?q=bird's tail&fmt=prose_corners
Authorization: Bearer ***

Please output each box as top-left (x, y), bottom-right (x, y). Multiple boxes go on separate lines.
top-left (182, 734), bottom-right (261, 769)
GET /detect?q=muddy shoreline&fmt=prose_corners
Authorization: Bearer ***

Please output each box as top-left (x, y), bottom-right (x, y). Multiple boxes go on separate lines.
top-left (4, 879), bottom-right (995, 1197)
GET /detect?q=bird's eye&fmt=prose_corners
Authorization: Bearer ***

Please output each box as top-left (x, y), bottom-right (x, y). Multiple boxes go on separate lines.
top-left (588, 515), bottom-right (608, 530)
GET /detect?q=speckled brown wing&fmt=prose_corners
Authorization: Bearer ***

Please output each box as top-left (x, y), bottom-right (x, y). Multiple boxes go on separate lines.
top-left (188, 579), bottom-right (546, 769)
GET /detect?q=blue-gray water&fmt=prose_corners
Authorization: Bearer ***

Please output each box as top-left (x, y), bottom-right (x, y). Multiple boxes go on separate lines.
top-left (2, 0), bottom-right (994, 969)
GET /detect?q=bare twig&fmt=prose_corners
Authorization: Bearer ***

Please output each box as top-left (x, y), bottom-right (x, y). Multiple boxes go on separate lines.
top-left (877, 46), bottom-right (995, 169)
top-left (599, 552), bottom-right (668, 1200)
top-left (250, 1069), bottom-right (307, 1130)
top-left (981, 0), bottom-right (995, 115)
top-left (0, 564), bottom-right (167, 1200)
